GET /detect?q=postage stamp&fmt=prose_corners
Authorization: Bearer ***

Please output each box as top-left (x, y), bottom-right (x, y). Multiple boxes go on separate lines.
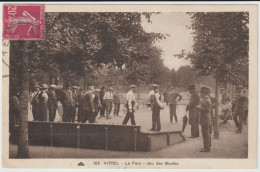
top-left (3, 4), bottom-right (44, 40)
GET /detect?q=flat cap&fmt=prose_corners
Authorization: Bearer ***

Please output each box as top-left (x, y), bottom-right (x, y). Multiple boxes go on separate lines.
top-left (151, 84), bottom-right (158, 88)
top-left (72, 86), bottom-right (78, 89)
top-left (130, 85), bottom-right (137, 88)
top-left (189, 85), bottom-right (195, 90)
top-left (50, 84), bottom-right (57, 89)
top-left (41, 84), bottom-right (49, 89)
top-left (95, 88), bottom-right (100, 92)
top-left (108, 87), bottom-right (113, 90)
top-left (206, 87), bottom-right (211, 94)
top-left (34, 84), bottom-right (40, 88)
top-left (200, 87), bottom-right (208, 94)
top-left (88, 86), bottom-right (95, 90)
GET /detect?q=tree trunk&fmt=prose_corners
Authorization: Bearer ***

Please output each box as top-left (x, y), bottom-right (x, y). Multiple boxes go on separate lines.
top-left (17, 41), bottom-right (30, 158)
top-left (214, 77), bottom-right (220, 139)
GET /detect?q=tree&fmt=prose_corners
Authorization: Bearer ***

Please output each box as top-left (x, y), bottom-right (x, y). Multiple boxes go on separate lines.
top-left (10, 12), bottom-right (166, 157)
top-left (17, 41), bottom-right (30, 158)
top-left (185, 12), bottom-right (249, 139)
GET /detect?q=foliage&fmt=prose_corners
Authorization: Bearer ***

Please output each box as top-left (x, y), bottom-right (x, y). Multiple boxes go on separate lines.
top-left (184, 12), bottom-right (249, 85)
top-left (10, 12), bottom-right (167, 90)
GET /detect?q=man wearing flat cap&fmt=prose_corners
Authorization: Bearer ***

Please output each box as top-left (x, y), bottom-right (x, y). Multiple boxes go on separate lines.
top-left (38, 84), bottom-right (49, 121)
top-left (149, 84), bottom-right (163, 131)
top-left (123, 85), bottom-right (137, 125)
top-left (99, 86), bottom-right (106, 118)
top-left (47, 85), bottom-right (58, 122)
top-left (60, 83), bottom-right (73, 122)
top-left (93, 88), bottom-right (102, 122)
top-left (233, 85), bottom-right (247, 134)
top-left (113, 90), bottom-right (121, 116)
top-left (77, 87), bottom-right (85, 123)
top-left (103, 87), bottom-right (114, 120)
top-left (70, 86), bottom-right (78, 122)
top-left (196, 87), bottom-right (212, 152)
top-left (186, 85), bottom-right (200, 138)
top-left (31, 84), bottom-right (40, 121)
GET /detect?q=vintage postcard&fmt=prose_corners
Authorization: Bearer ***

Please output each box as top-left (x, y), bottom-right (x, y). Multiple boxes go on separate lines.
top-left (1, 3), bottom-right (258, 169)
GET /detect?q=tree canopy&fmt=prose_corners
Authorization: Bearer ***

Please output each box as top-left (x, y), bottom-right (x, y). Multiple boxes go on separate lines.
top-left (184, 12), bottom-right (249, 86)
top-left (10, 12), bottom-right (168, 89)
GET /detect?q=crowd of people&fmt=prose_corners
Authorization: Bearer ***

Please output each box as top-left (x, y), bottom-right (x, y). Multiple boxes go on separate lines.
top-left (29, 83), bottom-right (124, 123)
top-left (182, 84), bottom-right (248, 152)
top-left (10, 82), bottom-right (248, 153)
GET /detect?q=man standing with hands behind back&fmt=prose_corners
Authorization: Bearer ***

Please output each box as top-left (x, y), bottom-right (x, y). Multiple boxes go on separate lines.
top-left (168, 86), bottom-right (182, 124)
top-left (196, 87), bottom-right (212, 152)
top-left (186, 85), bottom-right (200, 138)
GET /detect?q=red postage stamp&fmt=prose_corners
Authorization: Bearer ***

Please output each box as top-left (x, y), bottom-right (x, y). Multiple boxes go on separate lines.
top-left (3, 5), bottom-right (45, 40)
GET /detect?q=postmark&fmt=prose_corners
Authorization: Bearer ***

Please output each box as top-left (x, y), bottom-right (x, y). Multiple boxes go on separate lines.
top-left (3, 4), bottom-right (45, 40)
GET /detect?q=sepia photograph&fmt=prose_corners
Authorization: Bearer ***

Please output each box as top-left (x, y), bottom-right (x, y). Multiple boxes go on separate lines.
top-left (2, 4), bottom-right (258, 169)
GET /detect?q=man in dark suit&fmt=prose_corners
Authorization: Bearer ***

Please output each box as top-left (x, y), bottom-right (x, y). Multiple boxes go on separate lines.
top-left (113, 90), bottom-right (121, 116)
top-left (206, 88), bottom-right (215, 134)
top-left (186, 85), bottom-right (200, 138)
top-left (77, 87), bottom-right (85, 123)
top-left (31, 85), bottom-right (40, 121)
top-left (60, 84), bottom-right (73, 122)
top-left (47, 85), bottom-right (58, 122)
top-left (233, 85), bottom-right (247, 134)
top-left (82, 86), bottom-right (95, 123)
top-left (71, 86), bottom-right (78, 122)
top-left (99, 86), bottom-right (106, 118)
top-left (93, 88), bottom-right (102, 121)
top-left (196, 87), bottom-right (212, 152)
top-left (38, 84), bottom-right (49, 121)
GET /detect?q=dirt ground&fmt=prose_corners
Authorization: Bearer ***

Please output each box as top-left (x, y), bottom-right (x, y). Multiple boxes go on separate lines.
top-left (10, 102), bottom-right (248, 158)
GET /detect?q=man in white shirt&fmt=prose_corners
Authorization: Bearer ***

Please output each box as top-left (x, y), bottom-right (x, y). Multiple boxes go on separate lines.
top-left (149, 84), bottom-right (163, 131)
top-left (122, 85), bottom-right (137, 125)
top-left (103, 87), bottom-right (113, 120)
top-left (148, 86), bottom-right (155, 110)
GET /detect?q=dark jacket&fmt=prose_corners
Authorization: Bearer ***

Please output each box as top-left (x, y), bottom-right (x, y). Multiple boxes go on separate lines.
top-left (199, 95), bottom-right (212, 126)
top-left (93, 93), bottom-right (101, 110)
top-left (82, 92), bottom-right (94, 112)
top-left (60, 90), bottom-right (74, 107)
top-left (186, 92), bottom-right (200, 125)
top-left (99, 90), bottom-right (105, 105)
top-left (47, 90), bottom-right (58, 109)
top-left (113, 92), bottom-right (120, 104)
top-left (78, 92), bottom-right (84, 113)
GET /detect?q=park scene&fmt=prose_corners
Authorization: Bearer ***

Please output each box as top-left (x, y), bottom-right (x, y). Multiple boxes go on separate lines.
top-left (8, 12), bottom-right (248, 159)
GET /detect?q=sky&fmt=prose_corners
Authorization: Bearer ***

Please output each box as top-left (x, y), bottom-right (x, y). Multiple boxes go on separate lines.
top-left (141, 13), bottom-right (194, 71)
